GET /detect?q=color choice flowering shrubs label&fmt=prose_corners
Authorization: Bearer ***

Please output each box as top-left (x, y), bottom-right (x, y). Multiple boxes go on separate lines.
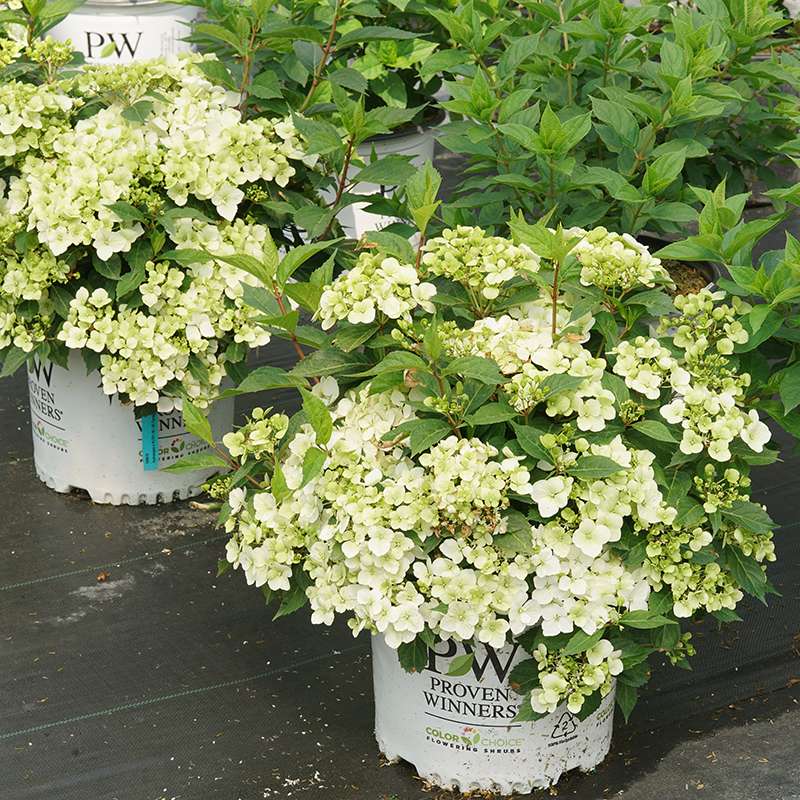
top-left (371, 635), bottom-right (615, 794)
top-left (27, 354), bottom-right (233, 504)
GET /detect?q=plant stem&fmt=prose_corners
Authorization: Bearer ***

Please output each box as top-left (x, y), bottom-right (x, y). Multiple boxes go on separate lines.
top-left (298, 0), bottom-right (342, 114)
top-left (556, 0), bottom-right (574, 105)
top-left (415, 232), bottom-right (427, 271)
top-left (551, 256), bottom-right (561, 341)
top-left (237, 22), bottom-right (261, 113)
top-left (273, 286), bottom-right (308, 365)
top-left (320, 134), bottom-right (356, 240)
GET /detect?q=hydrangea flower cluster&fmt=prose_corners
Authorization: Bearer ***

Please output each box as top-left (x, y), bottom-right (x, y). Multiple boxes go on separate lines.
top-left (422, 225), bottom-right (540, 300)
top-left (214, 221), bottom-right (779, 721)
top-left (529, 640), bottom-right (622, 714)
top-left (55, 219), bottom-right (274, 406)
top-left (0, 53), bottom-right (323, 407)
top-left (567, 226), bottom-right (670, 292)
top-left (612, 290), bottom-right (770, 461)
top-left (317, 252), bottom-right (436, 329)
top-left (222, 407), bottom-right (289, 461)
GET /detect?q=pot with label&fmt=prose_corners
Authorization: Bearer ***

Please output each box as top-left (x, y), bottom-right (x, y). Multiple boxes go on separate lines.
top-left (371, 635), bottom-right (616, 795)
top-left (49, 0), bottom-right (198, 64)
top-left (27, 352), bottom-right (232, 505)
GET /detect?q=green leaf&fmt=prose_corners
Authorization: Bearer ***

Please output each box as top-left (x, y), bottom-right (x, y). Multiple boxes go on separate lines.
top-left (271, 461), bottom-right (290, 504)
top-left (105, 201), bottom-right (146, 223)
top-left (442, 356), bottom-right (505, 385)
top-left (493, 509), bottom-right (533, 554)
top-left (198, 57), bottom-right (236, 89)
top-left (720, 500), bottom-right (775, 535)
top-left (217, 558), bottom-right (232, 577)
top-left (300, 446), bottom-right (326, 488)
top-left (447, 653), bottom-right (475, 677)
top-left (567, 455), bottom-right (625, 480)
top-left (249, 69), bottom-right (282, 98)
top-left (182, 400), bottom-right (213, 445)
top-left (562, 628), bottom-right (605, 656)
top-left (213, 252), bottom-right (274, 286)
top-left (290, 348), bottom-right (369, 378)
top-left (405, 161), bottom-right (442, 234)
top-left (161, 453), bottom-right (228, 473)
top-left (276, 239), bottom-right (342, 287)
top-left (120, 99), bottom-right (153, 124)
top-left (779, 363), bottom-right (800, 414)
top-left (352, 156), bottom-right (417, 187)
top-left (619, 610), bottom-right (674, 629)
top-left (720, 545), bottom-right (767, 601)
top-left (467, 402), bottom-right (516, 426)
top-left (512, 423), bottom-right (550, 461)
top-left (300, 388), bottom-right (333, 445)
top-left (224, 366), bottom-right (307, 397)
top-left (1, 346), bottom-right (29, 377)
top-left (365, 350), bottom-right (428, 376)
top-left (632, 420), bottom-right (678, 443)
top-left (272, 567), bottom-right (311, 619)
top-left (642, 149), bottom-right (686, 196)
top-left (615, 681), bottom-right (638, 722)
top-left (334, 323), bottom-right (379, 353)
top-left (336, 25), bottom-right (419, 47)
top-left (654, 236), bottom-right (721, 262)
top-left (540, 373), bottom-right (585, 399)
top-left (408, 418), bottom-right (452, 456)
top-left (116, 261), bottom-right (147, 300)
top-left (398, 638), bottom-right (428, 672)
top-left (508, 658), bottom-right (540, 694)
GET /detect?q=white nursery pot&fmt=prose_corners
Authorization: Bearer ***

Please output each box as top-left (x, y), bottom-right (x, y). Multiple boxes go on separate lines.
top-left (27, 353), bottom-right (233, 505)
top-left (371, 635), bottom-right (615, 794)
top-left (330, 125), bottom-right (438, 239)
top-left (49, 0), bottom-right (198, 64)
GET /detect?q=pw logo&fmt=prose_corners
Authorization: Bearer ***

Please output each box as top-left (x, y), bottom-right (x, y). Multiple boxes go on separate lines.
top-left (28, 358), bottom-right (54, 387)
top-left (85, 31), bottom-right (143, 59)
top-left (550, 712), bottom-right (578, 740)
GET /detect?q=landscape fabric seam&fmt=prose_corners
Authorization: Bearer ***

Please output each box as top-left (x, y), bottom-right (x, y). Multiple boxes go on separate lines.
top-left (0, 533), bottom-right (229, 592)
top-left (0, 644), bottom-right (369, 742)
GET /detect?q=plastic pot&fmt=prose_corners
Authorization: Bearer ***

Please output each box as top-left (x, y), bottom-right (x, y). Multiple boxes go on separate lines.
top-left (371, 634), bottom-right (616, 795)
top-left (27, 352), bottom-right (232, 505)
top-left (49, 0), bottom-right (198, 64)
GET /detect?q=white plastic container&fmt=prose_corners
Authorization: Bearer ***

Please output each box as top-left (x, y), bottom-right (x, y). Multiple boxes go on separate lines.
top-left (27, 353), bottom-right (233, 505)
top-left (371, 634), bottom-right (616, 794)
top-left (331, 125), bottom-right (437, 239)
top-left (49, 0), bottom-right (198, 64)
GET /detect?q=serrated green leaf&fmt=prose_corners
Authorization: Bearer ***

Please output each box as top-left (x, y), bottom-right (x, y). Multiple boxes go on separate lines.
top-left (182, 400), bottom-right (213, 445)
top-left (301, 388), bottom-right (333, 445)
top-left (161, 453), bottom-right (228, 473)
top-left (567, 455), bottom-right (625, 480)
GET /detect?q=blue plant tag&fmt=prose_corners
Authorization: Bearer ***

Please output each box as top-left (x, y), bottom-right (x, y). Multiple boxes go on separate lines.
top-left (141, 413), bottom-right (159, 471)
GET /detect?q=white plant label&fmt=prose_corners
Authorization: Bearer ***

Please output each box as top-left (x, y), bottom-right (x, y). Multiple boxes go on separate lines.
top-left (50, 8), bottom-right (196, 64)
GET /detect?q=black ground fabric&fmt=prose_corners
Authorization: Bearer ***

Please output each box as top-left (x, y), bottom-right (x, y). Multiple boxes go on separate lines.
top-left (2, 156), bottom-right (800, 800)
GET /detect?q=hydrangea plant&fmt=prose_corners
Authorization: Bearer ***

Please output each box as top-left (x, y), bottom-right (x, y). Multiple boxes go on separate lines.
top-left (186, 0), bottom-right (452, 240)
top-left (0, 43), bottom-right (336, 409)
top-left (425, 0), bottom-right (800, 235)
top-left (184, 165), bottom-right (782, 722)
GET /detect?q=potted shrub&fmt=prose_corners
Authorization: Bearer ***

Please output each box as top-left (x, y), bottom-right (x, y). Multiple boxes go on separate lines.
top-left (187, 0), bottom-right (453, 237)
top-left (0, 39), bottom-right (330, 504)
top-left (426, 0), bottom-right (800, 235)
top-left (181, 166), bottom-right (783, 791)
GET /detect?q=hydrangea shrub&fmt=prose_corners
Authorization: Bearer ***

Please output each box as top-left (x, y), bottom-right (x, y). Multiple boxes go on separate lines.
top-left (0, 46), bottom-right (328, 408)
top-left (190, 166), bottom-right (781, 723)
